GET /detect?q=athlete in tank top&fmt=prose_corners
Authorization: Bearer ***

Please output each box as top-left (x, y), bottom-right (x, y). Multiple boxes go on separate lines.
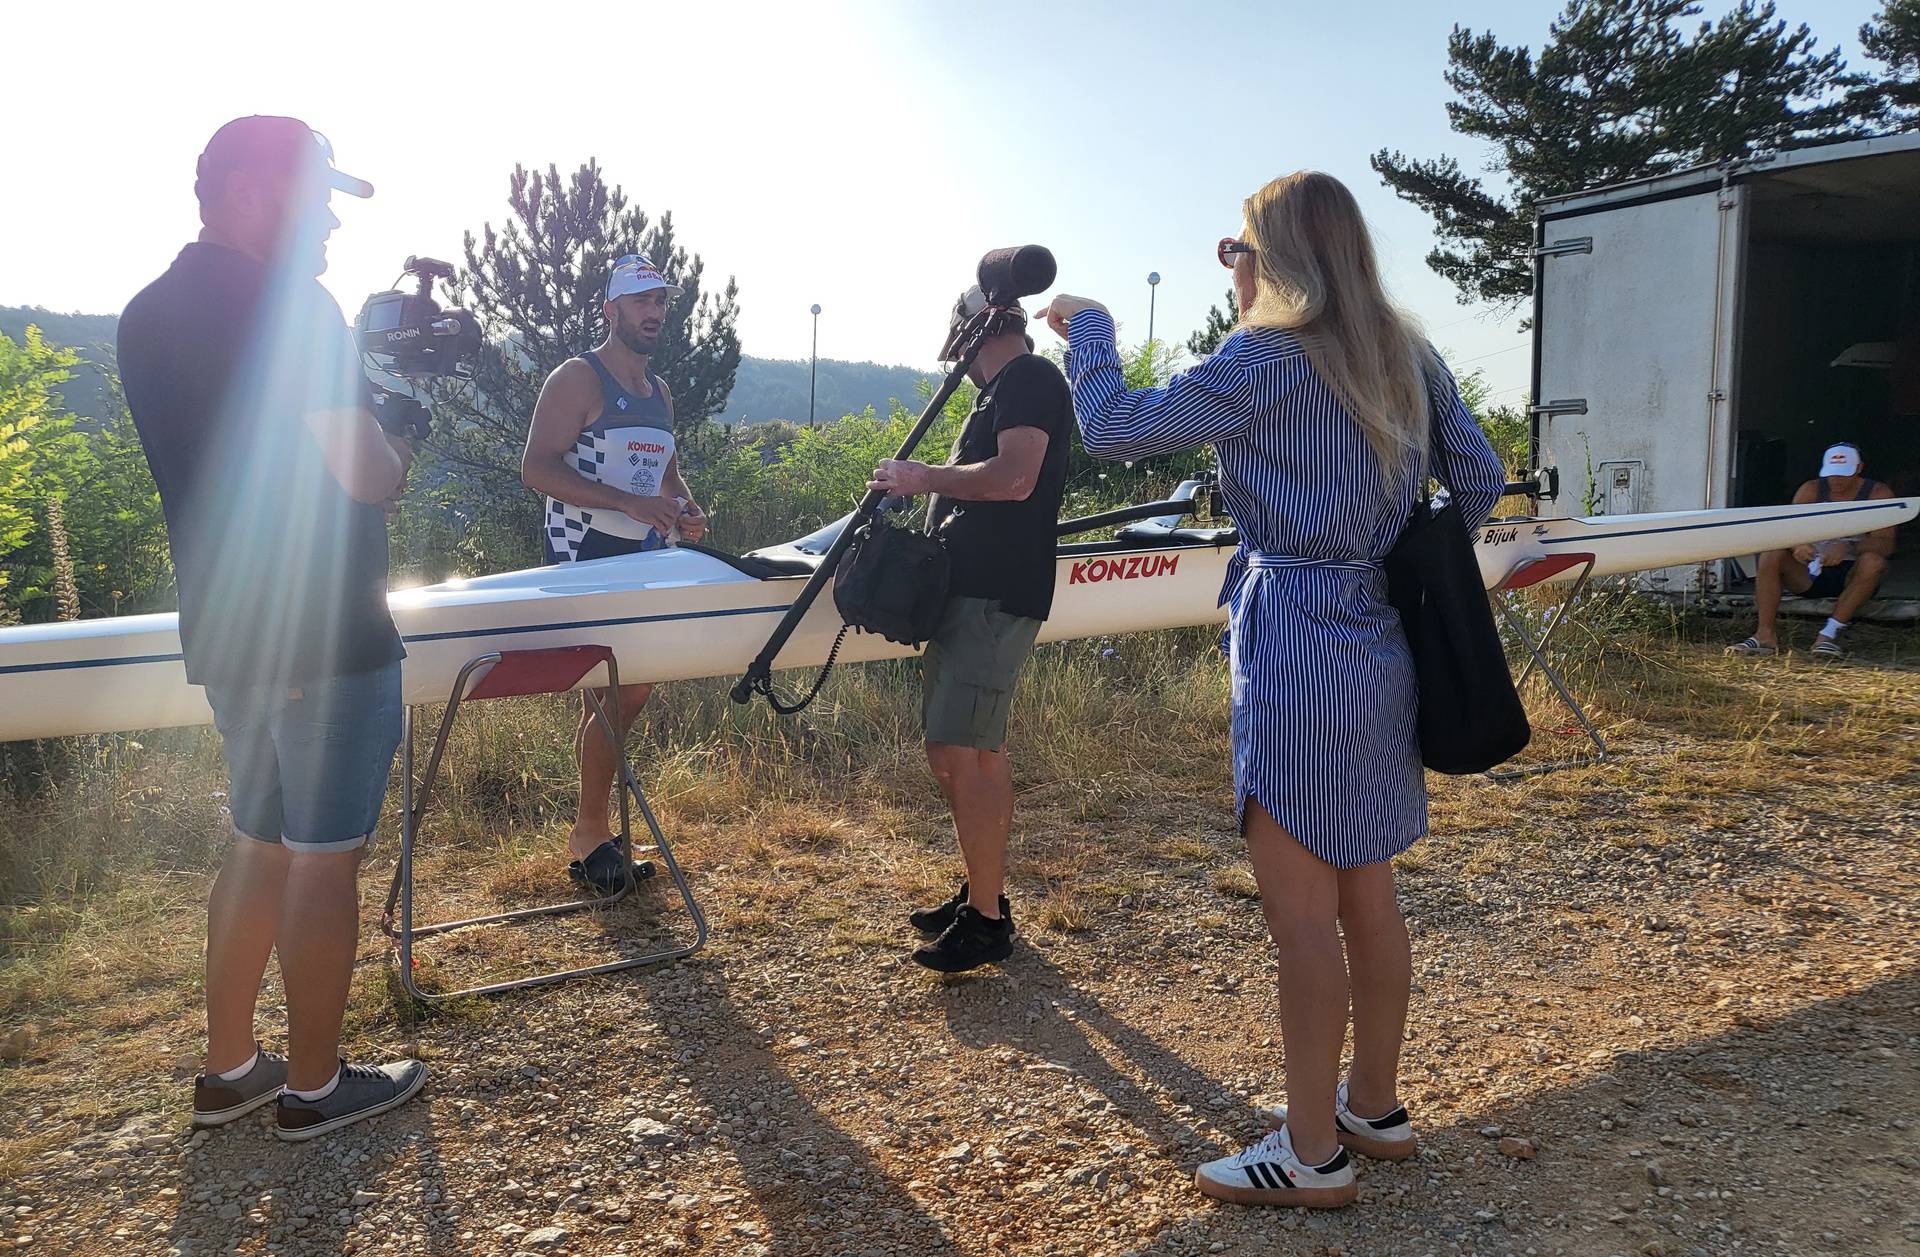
top-left (541, 351), bottom-right (679, 560)
top-left (520, 254), bottom-right (709, 889)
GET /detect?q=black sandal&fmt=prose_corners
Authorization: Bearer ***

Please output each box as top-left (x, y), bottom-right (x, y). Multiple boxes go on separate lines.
top-left (568, 839), bottom-right (632, 894)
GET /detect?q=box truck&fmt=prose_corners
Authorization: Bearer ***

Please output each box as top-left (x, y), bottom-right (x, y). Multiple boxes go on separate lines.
top-left (1530, 131), bottom-right (1919, 599)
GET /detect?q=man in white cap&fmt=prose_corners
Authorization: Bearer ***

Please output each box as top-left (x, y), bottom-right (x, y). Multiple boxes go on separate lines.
top-left (1728, 442), bottom-right (1896, 659)
top-left (521, 254), bottom-right (707, 890)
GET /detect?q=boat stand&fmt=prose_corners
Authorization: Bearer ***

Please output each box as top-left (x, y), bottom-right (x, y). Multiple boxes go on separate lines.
top-left (1487, 552), bottom-right (1611, 781)
top-left (380, 645), bottom-right (707, 1001)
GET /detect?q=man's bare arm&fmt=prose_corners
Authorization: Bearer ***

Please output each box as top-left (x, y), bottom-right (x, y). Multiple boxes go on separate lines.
top-left (869, 427), bottom-right (1050, 502)
top-left (304, 406), bottom-right (409, 504)
top-left (1861, 481), bottom-right (1899, 557)
top-left (520, 361), bottom-right (644, 513)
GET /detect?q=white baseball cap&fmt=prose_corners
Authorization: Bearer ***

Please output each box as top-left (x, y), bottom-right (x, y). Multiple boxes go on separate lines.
top-left (606, 254), bottom-right (682, 301)
top-left (1819, 443), bottom-right (1861, 477)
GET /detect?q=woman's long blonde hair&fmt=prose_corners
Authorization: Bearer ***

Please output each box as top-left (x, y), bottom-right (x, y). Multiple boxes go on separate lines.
top-left (1239, 171), bottom-right (1430, 485)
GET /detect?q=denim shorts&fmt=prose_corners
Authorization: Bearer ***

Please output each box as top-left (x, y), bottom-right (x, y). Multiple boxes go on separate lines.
top-left (204, 662), bottom-right (403, 852)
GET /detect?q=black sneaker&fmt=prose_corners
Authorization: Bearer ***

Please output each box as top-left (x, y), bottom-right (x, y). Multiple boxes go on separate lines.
top-left (275, 1059), bottom-right (427, 1142)
top-left (192, 1045), bottom-right (288, 1128)
top-left (912, 903), bottom-right (1014, 973)
top-left (908, 881), bottom-right (1012, 937)
top-left (568, 838), bottom-right (632, 895)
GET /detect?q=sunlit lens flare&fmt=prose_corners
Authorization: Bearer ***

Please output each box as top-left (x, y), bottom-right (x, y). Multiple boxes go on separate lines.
top-left (176, 205), bottom-right (373, 686)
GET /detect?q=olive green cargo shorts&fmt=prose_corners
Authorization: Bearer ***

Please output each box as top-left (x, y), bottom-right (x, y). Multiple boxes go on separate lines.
top-left (921, 596), bottom-right (1043, 752)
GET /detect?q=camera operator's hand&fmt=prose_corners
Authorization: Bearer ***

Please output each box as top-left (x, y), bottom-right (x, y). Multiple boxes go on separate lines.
top-left (1035, 294), bottom-right (1108, 342)
top-left (868, 459), bottom-right (934, 498)
top-left (625, 494), bottom-right (685, 538)
top-left (387, 433), bottom-right (414, 480)
top-left (677, 500), bottom-right (708, 544)
top-left (381, 435), bottom-right (415, 512)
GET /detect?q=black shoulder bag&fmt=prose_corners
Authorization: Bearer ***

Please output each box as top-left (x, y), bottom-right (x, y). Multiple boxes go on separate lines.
top-left (833, 515), bottom-right (950, 646)
top-left (1383, 413), bottom-right (1530, 775)
top-left (759, 513), bottom-right (951, 715)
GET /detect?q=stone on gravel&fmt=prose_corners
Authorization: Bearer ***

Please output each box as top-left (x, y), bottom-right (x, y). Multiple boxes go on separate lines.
top-left (525, 1225), bottom-right (568, 1248)
top-left (1498, 1136), bottom-right (1538, 1159)
top-left (0, 1024), bottom-right (38, 1061)
top-left (623, 1117), bottom-right (675, 1145)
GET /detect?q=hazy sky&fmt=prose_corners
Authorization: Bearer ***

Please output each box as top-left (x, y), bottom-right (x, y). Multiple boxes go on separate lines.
top-left (1, 0), bottom-right (1888, 407)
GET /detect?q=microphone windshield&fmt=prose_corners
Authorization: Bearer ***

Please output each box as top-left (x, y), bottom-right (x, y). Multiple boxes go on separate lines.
top-left (977, 245), bottom-right (1057, 304)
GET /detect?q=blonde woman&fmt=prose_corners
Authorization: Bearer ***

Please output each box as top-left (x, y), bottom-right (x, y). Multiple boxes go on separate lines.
top-left (1038, 172), bottom-right (1505, 1208)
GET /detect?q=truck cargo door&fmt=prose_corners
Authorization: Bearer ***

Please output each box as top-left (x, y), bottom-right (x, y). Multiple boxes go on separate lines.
top-left (1533, 184), bottom-right (1744, 542)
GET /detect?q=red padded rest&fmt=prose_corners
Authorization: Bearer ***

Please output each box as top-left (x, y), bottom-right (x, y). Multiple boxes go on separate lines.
top-left (1497, 552), bottom-right (1596, 591)
top-left (464, 645), bottom-right (615, 701)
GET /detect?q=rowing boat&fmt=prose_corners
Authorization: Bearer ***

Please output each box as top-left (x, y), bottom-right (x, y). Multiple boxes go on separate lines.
top-left (0, 493), bottom-right (1911, 741)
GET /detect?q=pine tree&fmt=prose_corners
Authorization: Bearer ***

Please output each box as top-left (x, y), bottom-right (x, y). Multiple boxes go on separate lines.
top-left (407, 161), bottom-right (741, 571)
top-left (1373, 0), bottom-right (1860, 310)
top-left (1186, 290), bottom-right (1239, 358)
top-left (1846, 0), bottom-right (1920, 126)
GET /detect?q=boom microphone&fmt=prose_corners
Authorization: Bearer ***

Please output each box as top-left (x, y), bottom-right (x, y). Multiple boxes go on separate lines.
top-left (977, 245), bottom-right (1057, 305)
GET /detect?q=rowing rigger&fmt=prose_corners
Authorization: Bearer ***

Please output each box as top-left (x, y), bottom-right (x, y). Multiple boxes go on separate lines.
top-left (0, 491), bottom-right (1911, 741)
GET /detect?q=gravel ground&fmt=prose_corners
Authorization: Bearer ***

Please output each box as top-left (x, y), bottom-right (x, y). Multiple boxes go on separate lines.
top-left (3, 660), bottom-right (1917, 1256)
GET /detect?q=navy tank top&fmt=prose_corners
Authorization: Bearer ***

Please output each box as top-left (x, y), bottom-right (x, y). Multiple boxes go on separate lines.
top-left (543, 352), bottom-right (676, 562)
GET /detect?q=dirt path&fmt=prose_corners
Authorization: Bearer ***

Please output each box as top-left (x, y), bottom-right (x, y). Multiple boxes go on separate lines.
top-left (3, 646), bottom-right (1918, 1256)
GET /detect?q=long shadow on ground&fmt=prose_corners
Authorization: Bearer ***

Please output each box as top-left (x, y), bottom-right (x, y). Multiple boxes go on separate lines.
top-left (1115, 970), bottom-right (1920, 1257)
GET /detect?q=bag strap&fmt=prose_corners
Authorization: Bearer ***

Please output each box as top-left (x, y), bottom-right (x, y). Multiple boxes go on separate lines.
top-left (750, 623), bottom-right (852, 715)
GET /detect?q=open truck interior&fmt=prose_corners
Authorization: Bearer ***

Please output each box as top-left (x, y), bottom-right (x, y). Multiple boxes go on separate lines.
top-left (1731, 145), bottom-right (1920, 604)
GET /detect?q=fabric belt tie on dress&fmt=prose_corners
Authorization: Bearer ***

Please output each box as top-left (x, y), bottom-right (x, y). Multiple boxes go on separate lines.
top-left (1219, 550), bottom-right (1382, 606)
top-left (1245, 552), bottom-right (1382, 574)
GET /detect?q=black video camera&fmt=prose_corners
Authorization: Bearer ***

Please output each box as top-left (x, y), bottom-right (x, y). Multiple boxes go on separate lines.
top-left (355, 256), bottom-right (482, 439)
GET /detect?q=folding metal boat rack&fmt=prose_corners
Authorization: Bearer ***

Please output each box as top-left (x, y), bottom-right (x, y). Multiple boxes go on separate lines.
top-left (1486, 550), bottom-right (1610, 780)
top-left (381, 645), bottom-right (707, 1000)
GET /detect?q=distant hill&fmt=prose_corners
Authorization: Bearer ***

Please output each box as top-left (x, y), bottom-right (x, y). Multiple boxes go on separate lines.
top-left (0, 306), bottom-right (120, 425)
top-left (723, 357), bottom-right (936, 427)
top-left (0, 304), bottom-right (932, 429)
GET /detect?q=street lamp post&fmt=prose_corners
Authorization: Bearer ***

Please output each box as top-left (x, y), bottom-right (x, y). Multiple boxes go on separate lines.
top-left (808, 303), bottom-right (822, 426)
top-left (1146, 272), bottom-right (1161, 347)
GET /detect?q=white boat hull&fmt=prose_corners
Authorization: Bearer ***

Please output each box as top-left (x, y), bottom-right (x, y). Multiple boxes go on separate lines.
top-left (0, 541), bottom-right (1232, 740)
top-left (0, 495), bottom-right (1910, 742)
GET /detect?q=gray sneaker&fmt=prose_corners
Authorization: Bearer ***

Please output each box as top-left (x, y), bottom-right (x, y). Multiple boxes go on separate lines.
top-left (274, 1059), bottom-right (427, 1142)
top-left (192, 1046), bottom-right (288, 1127)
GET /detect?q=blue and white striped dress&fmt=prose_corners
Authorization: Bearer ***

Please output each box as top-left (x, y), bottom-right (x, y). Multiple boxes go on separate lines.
top-left (1065, 309), bottom-right (1505, 867)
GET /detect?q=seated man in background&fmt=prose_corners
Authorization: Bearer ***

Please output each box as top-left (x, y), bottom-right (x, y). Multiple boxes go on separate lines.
top-left (1728, 442), bottom-right (1896, 659)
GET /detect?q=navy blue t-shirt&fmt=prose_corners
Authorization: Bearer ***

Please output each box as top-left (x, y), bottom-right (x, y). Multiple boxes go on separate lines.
top-left (118, 243), bottom-right (403, 686)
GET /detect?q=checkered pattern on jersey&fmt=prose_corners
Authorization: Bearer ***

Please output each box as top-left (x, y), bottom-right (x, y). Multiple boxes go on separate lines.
top-left (543, 428), bottom-right (613, 563)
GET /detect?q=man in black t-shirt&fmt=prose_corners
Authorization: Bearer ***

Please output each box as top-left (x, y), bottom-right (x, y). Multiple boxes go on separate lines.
top-left (119, 116), bottom-right (424, 1140)
top-left (866, 284), bottom-right (1073, 972)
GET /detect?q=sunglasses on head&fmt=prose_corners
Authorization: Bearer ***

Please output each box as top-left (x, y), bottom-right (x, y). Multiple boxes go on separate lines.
top-left (1217, 238), bottom-right (1254, 269)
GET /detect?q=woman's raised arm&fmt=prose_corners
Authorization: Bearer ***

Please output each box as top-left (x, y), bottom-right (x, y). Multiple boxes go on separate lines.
top-left (1065, 308), bottom-right (1256, 461)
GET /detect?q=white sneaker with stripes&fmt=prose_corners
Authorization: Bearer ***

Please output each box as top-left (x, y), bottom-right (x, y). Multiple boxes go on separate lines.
top-left (1261, 1081), bottom-right (1418, 1161)
top-left (1193, 1124), bottom-right (1357, 1208)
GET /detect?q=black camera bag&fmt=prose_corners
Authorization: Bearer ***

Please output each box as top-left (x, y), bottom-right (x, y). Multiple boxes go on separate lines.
top-left (833, 517), bottom-right (950, 647)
